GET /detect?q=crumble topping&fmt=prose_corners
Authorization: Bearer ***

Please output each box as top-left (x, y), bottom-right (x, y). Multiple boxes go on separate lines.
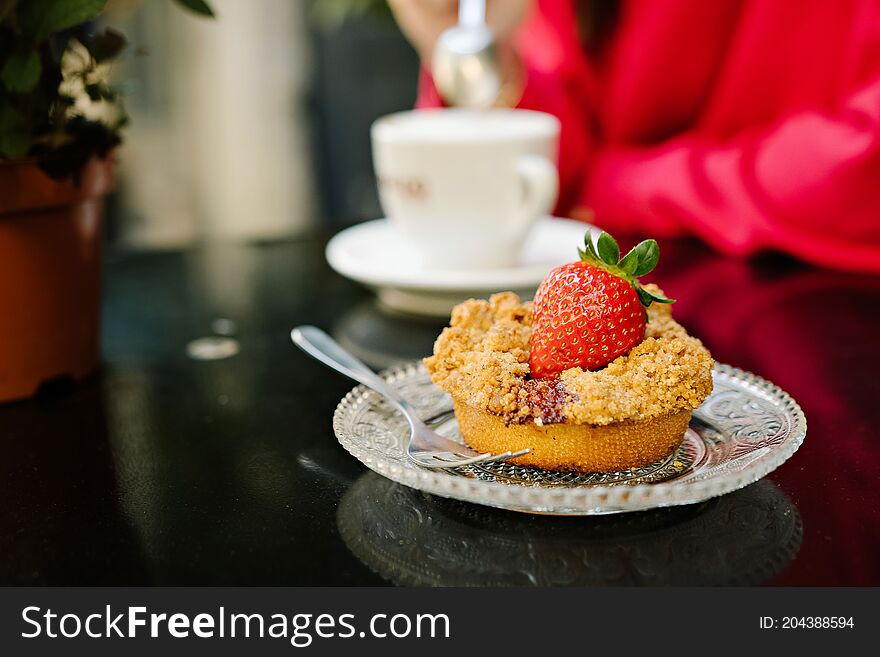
top-left (424, 289), bottom-right (714, 426)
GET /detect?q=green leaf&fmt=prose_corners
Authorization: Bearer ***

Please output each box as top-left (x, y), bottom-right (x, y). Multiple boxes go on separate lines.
top-left (1, 50), bottom-right (41, 93)
top-left (172, 0), bottom-right (215, 17)
top-left (646, 289), bottom-right (675, 304)
top-left (0, 106), bottom-right (32, 158)
top-left (17, 0), bottom-right (108, 41)
top-left (580, 231), bottom-right (600, 263)
top-left (596, 231), bottom-right (620, 266)
top-left (634, 285), bottom-right (655, 308)
top-left (632, 240), bottom-right (659, 277)
top-left (618, 244), bottom-right (641, 276)
top-left (586, 231), bottom-right (603, 259)
top-left (634, 284), bottom-right (675, 307)
top-left (620, 239), bottom-right (660, 277)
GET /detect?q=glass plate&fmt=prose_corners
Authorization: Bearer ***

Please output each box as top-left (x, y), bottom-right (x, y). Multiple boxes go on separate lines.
top-left (332, 362), bottom-right (807, 515)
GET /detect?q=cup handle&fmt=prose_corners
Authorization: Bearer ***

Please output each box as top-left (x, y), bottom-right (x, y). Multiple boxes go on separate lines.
top-left (516, 154), bottom-right (559, 220)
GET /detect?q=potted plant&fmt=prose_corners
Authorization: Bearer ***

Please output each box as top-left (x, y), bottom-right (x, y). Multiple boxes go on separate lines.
top-left (0, 0), bottom-right (212, 402)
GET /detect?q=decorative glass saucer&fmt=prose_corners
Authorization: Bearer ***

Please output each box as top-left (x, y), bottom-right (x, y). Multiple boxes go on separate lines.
top-left (332, 362), bottom-right (806, 515)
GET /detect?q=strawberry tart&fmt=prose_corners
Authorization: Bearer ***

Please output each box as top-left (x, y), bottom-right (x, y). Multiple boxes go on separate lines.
top-left (424, 231), bottom-right (714, 473)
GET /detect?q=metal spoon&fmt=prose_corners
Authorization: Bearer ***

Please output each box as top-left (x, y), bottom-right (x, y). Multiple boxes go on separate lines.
top-left (431, 0), bottom-right (501, 108)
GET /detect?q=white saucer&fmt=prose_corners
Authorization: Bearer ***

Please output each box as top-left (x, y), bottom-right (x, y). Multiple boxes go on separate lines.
top-left (326, 216), bottom-right (592, 316)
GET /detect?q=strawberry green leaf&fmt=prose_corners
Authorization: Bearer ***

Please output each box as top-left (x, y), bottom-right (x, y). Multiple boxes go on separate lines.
top-left (577, 231), bottom-right (669, 307)
top-left (634, 283), bottom-right (675, 307)
top-left (620, 240), bottom-right (654, 276)
top-left (596, 231), bottom-right (620, 266)
top-left (632, 240), bottom-right (659, 277)
top-left (618, 246), bottom-right (640, 276)
top-left (582, 231), bottom-right (601, 262)
top-left (646, 289), bottom-right (675, 304)
top-left (634, 285), bottom-right (655, 308)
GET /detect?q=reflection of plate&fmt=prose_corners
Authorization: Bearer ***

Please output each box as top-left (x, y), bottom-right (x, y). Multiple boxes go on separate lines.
top-left (332, 300), bottom-right (445, 371)
top-left (332, 362), bottom-right (807, 515)
top-left (325, 217), bottom-right (591, 317)
top-left (338, 474), bottom-right (802, 586)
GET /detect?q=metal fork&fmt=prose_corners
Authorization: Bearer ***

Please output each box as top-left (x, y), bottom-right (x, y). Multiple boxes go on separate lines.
top-left (291, 326), bottom-right (530, 469)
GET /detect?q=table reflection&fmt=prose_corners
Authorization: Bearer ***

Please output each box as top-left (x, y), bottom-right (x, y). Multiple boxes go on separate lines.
top-left (337, 473), bottom-right (801, 586)
top-left (332, 299), bottom-right (444, 370)
top-left (651, 240), bottom-right (880, 585)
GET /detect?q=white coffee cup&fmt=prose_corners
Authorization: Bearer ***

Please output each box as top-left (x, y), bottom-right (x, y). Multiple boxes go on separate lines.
top-left (371, 108), bottom-right (560, 269)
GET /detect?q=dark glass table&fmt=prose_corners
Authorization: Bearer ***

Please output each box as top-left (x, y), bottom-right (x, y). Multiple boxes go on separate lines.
top-left (2, 234), bottom-right (878, 585)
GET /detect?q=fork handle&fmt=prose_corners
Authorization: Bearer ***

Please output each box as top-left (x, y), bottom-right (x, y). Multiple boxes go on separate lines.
top-left (291, 326), bottom-right (415, 418)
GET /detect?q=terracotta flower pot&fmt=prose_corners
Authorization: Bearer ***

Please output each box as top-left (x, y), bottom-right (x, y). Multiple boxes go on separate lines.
top-left (0, 156), bottom-right (113, 403)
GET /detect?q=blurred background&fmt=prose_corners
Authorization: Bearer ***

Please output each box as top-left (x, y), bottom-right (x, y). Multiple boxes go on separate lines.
top-left (105, 0), bottom-right (417, 246)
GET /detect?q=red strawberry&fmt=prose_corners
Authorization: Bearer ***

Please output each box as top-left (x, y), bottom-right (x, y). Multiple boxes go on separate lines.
top-left (530, 231), bottom-right (673, 378)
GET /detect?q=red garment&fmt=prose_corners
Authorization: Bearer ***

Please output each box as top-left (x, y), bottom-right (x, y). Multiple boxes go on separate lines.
top-left (417, 0), bottom-right (880, 273)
